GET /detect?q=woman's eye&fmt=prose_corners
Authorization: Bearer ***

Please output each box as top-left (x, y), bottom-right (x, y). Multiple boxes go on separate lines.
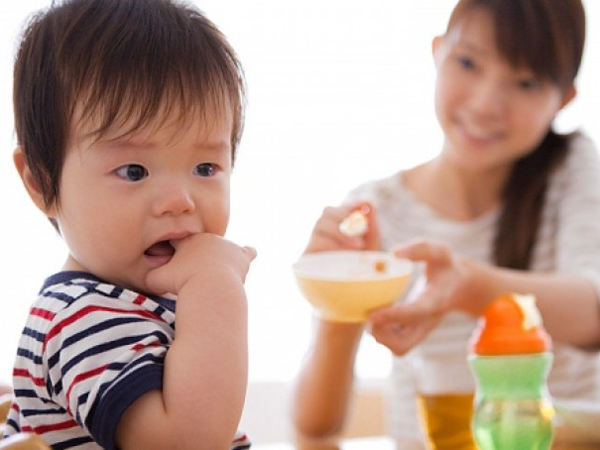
top-left (194, 163), bottom-right (217, 177)
top-left (115, 164), bottom-right (148, 182)
top-left (457, 56), bottom-right (476, 70)
top-left (518, 78), bottom-right (542, 91)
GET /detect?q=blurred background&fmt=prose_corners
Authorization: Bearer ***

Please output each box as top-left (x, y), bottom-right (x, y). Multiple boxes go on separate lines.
top-left (1, 0), bottom-right (599, 442)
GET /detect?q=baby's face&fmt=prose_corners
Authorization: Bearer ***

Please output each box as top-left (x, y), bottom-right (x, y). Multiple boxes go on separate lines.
top-left (48, 107), bottom-right (233, 294)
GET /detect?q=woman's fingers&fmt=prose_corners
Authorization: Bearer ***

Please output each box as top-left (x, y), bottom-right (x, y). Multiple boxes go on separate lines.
top-left (362, 204), bottom-right (381, 250)
top-left (370, 294), bottom-right (440, 326)
top-left (368, 291), bottom-right (444, 354)
top-left (305, 202), bottom-right (379, 253)
top-left (394, 240), bottom-right (452, 265)
top-left (369, 315), bottom-right (440, 356)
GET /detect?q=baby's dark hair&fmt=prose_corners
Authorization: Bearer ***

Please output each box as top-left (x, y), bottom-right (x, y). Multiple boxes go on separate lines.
top-left (14, 0), bottom-right (246, 208)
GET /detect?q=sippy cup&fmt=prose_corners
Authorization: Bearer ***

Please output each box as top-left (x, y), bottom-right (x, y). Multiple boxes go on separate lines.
top-left (468, 293), bottom-right (554, 449)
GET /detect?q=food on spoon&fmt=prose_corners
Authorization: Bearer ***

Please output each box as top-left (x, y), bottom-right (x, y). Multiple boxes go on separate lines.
top-left (339, 211), bottom-right (368, 237)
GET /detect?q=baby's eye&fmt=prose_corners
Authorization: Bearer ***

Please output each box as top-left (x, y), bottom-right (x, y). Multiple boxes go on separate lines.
top-left (193, 163), bottom-right (217, 177)
top-left (115, 164), bottom-right (148, 182)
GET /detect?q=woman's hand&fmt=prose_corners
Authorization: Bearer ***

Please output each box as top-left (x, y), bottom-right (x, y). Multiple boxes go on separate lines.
top-left (368, 239), bottom-right (490, 355)
top-left (304, 202), bottom-right (381, 254)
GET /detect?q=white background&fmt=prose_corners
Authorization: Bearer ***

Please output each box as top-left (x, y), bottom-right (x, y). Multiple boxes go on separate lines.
top-left (1, 1), bottom-right (599, 388)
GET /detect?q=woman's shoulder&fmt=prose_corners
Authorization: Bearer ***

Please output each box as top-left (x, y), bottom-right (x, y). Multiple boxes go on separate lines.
top-left (548, 132), bottom-right (600, 197)
top-left (346, 171), bottom-right (405, 200)
top-left (564, 132), bottom-right (600, 167)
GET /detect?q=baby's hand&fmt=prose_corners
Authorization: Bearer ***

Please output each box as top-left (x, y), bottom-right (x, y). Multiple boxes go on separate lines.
top-left (305, 202), bottom-right (380, 254)
top-left (145, 233), bottom-right (256, 296)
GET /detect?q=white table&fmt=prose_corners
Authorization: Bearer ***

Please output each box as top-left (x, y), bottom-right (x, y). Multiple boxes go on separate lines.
top-left (253, 434), bottom-right (599, 450)
top-left (253, 436), bottom-right (395, 449)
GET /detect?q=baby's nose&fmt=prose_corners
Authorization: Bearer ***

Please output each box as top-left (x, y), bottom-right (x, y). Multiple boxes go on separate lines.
top-left (152, 184), bottom-right (195, 216)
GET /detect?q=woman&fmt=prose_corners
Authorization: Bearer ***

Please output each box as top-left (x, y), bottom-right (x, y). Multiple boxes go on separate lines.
top-left (293, 0), bottom-right (600, 447)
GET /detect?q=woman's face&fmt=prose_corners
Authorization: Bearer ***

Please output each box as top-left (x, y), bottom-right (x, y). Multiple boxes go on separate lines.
top-left (432, 8), bottom-right (575, 174)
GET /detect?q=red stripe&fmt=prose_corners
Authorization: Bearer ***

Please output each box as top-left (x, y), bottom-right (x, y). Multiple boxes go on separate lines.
top-left (23, 419), bottom-right (79, 434)
top-left (31, 307), bottom-right (55, 321)
top-left (65, 364), bottom-right (109, 405)
top-left (44, 305), bottom-right (161, 351)
top-left (13, 368), bottom-right (45, 387)
top-left (133, 294), bottom-right (146, 305)
top-left (233, 434), bottom-right (249, 443)
top-left (131, 342), bottom-right (162, 352)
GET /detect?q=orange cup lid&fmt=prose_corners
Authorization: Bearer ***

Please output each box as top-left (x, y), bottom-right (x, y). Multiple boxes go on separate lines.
top-left (470, 293), bottom-right (552, 355)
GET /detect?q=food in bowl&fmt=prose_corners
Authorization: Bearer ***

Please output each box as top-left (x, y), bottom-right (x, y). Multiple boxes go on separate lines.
top-left (293, 250), bottom-right (413, 322)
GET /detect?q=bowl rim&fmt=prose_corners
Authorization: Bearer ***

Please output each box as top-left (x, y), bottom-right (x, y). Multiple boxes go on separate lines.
top-left (292, 250), bottom-right (413, 281)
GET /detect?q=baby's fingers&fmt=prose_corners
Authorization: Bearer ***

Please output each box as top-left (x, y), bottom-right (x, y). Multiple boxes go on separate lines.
top-left (144, 264), bottom-right (178, 297)
top-left (243, 246), bottom-right (257, 262)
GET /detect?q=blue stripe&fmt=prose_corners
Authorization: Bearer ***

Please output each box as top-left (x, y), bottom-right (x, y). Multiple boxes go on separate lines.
top-left (40, 271), bottom-right (103, 292)
top-left (52, 331), bottom-right (169, 394)
top-left (87, 364), bottom-right (163, 449)
top-left (52, 436), bottom-right (95, 450)
top-left (73, 353), bottom-right (163, 421)
top-left (46, 376), bottom-right (53, 397)
top-left (105, 353), bottom-right (163, 392)
top-left (62, 330), bottom-right (169, 374)
top-left (21, 406), bottom-right (66, 417)
top-left (5, 418), bottom-right (20, 432)
top-left (77, 391), bottom-right (89, 410)
top-left (47, 316), bottom-right (160, 370)
top-left (23, 327), bottom-right (45, 343)
top-left (150, 295), bottom-right (176, 313)
top-left (153, 305), bottom-right (167, 316)
top-left (14, 389), bottom-right (38, 398)
top-left (17, 347), bottom-right (43, 365)
top-left (63, 317), bottom-right (148, 350)
top-left (52, 379), bottom-right (62, 398)
top-left (106, 285), bottom-right (124, 298)
top-left (71, 281), bottom-right (101, 291)
top-left (41, 290), bottom-right (77, 305)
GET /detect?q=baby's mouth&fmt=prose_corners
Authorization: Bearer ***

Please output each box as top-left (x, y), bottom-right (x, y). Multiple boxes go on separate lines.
top-left (144, 240), bottom-right (175, 257)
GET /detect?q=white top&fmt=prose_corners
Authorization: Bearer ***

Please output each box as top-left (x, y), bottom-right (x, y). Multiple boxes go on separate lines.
top-left (346, 134), bottom-right (600, 443)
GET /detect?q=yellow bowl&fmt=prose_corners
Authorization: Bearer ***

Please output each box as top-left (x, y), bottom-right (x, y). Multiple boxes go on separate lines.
top-left (293, 251), bottom-right (413, 323)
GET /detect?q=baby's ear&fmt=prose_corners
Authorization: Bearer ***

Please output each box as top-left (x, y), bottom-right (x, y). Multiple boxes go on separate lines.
top-left (432, 35), bottom-right (443, 55)
top-left (13, 146), bottom-right (57, 217)
top-left (431, 35), bottom-right (445, 65)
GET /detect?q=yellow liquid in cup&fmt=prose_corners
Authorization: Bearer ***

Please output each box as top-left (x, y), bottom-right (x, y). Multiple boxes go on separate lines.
top-left (417, 393), bottom-right (476, 450)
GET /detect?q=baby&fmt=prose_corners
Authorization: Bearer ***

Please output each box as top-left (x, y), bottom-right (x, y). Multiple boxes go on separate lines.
top-left (5, 0), bottom-right (255, 448)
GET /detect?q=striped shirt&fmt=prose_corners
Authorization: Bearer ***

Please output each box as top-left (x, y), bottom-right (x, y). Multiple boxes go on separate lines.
top-left (4, 271), bottom-right (251, 449)
top-left (346, 134), bottom-right (600, 444)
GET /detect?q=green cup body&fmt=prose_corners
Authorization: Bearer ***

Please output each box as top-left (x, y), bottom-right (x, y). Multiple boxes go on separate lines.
top-left (468, 353), bottom-right (554, 450)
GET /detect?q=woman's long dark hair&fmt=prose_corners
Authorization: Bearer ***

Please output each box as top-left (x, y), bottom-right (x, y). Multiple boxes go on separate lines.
top-left (447, 0), bottom-right (586, 270)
